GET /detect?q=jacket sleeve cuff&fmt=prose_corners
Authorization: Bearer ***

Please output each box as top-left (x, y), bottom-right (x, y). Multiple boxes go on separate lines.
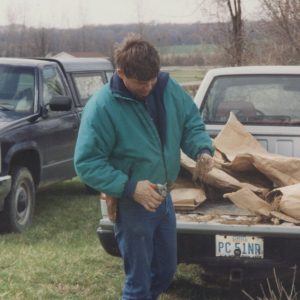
top-left (122, 180), bottom-right (137, 199)
top-left (197, 148), bottom-right (213, 159)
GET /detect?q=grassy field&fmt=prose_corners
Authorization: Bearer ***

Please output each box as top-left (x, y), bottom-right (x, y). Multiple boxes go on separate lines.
top-left (0, 179), bottom-right (247, 299)
top-left (0, 179), bottom-right (122, 299)
top-left (158, 44), bottom-right (218, 56)
top-left (162, 66), bottom-right (208, 83)
top-left (162, 66), bottom-right (211, 97)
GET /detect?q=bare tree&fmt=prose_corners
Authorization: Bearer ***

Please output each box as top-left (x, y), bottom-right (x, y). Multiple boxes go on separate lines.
top-left (227, 0), bottom-right (244, 65)
top-left (3, 1), bottom-right (29, 57)
top-left (135, 0), bottom-right (146, 38)
top-left (31, 28), bottom-right (49, 57)
top-left (215, 0), bottom-right (244, 65)
top-left (77, 1), bottom-right (89, 51)
top-left (197, 0), bottom-right (245, 65)
top-left (260, 0), bottom-right (300, 64)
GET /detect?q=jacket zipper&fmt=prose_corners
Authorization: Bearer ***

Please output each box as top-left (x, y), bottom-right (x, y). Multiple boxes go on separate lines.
top-left (114, 93), bottom-right (169, 184)
top-left (139, 103), bottom-right (168, 184)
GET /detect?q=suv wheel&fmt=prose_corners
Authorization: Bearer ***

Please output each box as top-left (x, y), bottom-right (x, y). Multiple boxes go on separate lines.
top-left (4, 166), bottom-right (35, 232)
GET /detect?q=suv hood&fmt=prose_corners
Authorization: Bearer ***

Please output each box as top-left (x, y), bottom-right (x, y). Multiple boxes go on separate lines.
top-left (0, 111), bottom-right (32, 130)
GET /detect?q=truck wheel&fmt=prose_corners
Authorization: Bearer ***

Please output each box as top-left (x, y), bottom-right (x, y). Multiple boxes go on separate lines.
top-left (4, 166), bottom-right (35, 232)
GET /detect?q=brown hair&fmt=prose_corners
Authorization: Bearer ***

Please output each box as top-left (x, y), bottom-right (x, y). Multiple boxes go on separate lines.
top-left (114, 34), bottom-right (160, 81)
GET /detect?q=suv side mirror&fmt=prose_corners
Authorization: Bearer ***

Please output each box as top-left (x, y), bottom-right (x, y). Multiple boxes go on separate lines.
top-left (49, 96), bottom-right (72, 111)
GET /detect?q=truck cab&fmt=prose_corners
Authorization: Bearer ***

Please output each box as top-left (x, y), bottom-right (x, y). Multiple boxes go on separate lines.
top-left (195, 66), bottom-right (300, 156)
top-left (0, 57), bottom-right (114, 232)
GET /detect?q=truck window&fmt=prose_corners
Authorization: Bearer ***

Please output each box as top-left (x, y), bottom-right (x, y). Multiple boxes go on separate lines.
top-left (0, 66), bottom-right (35, 113)
top-left (42, 66), bottom-right (67, 106)
top-left (202, 75), bottom-right (300, 125)
top-left (72, 72), bottom-right (104, 106)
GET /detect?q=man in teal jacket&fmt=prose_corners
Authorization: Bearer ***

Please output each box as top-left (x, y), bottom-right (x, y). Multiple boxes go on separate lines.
top-left (74, 35), bottom-right (214, 300)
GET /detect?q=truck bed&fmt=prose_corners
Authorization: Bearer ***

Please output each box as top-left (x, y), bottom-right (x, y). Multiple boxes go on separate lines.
top-left (175, 192), bottom-right (300, 237)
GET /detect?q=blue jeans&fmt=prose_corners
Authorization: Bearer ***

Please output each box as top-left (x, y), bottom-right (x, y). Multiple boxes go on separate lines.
top-left (114, 194), bottom-right (177, 300)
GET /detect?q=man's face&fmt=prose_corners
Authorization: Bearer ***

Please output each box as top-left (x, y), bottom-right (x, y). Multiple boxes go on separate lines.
top-left (117, 69), bottom-right (157, 99)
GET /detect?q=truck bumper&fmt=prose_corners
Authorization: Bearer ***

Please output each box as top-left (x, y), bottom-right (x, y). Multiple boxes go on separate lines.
top-left (97, 227), bottom-right (120, 257)
top-left (0, 175), bottom-right (11, 211)
top-left (97, 219), bottom-right (300, 284)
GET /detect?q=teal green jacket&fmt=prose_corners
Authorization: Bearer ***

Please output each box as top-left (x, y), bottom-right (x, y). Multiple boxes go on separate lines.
top-left (74, 74), bottom-right (213, 198)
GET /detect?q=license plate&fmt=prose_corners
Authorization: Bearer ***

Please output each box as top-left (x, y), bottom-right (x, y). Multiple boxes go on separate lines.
top-left (215, 235), bottom-right (264, 258)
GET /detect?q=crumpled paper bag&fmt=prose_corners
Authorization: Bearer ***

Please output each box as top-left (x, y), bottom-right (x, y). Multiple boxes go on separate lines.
top-left (224, 188), bottom-right (272, 217)
top-left (171, 188), bottom-right (206, 210)
top-left (214, 112), bottom-right (267, 162)
top-left (181, 152), bottom-right (269, 197)
top-left (214, 112), bottom-right (300, 187)
top-left (224, 188), bottom-right (300, 224)
top-left (266, 183), bottom-right (300, 220)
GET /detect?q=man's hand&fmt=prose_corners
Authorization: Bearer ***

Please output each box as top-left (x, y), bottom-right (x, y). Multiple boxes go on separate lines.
top-left (133, 180), bottom-right (164, 212)
top-left (193, 153), bottom-right (214, 181)
top-left (102, 193), bottom-right (117, 223)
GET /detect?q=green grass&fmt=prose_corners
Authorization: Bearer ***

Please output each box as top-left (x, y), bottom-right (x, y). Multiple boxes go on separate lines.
top-left (0, 179), bottom-right (239, 299)
top-left (161, 66), bottom-right (211, 97)
top-left (158, 44), bottom-right (218, 55)
top-left (162, 66), bottom-right (207, 83)
top-left (0, 179), bottom-right (123, 299)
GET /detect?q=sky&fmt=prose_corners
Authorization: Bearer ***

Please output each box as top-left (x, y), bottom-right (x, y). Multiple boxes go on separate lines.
top-left (0, 0), bottom-right (263, 29)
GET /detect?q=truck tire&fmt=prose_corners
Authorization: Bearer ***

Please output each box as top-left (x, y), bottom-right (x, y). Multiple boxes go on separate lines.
top-left (4, 166), bottom-right (35, 232)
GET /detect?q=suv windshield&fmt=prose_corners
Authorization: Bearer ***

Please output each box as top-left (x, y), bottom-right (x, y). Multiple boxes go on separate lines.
top-left (0, 65), bottom-right (35, 114)
top-left (202, 75), bottom-right (300, 125)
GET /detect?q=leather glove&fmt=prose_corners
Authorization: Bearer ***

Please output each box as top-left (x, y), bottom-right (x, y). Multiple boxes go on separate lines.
top-left (193, 152), bottom-right (214, 181)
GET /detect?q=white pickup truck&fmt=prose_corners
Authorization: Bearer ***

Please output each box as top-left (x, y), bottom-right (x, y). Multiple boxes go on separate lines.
top-left (97, 66), bottom-right (300, 286)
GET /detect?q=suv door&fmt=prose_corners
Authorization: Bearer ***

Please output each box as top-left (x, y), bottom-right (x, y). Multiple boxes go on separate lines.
top-left (38, 65), bottom-right (80, 184)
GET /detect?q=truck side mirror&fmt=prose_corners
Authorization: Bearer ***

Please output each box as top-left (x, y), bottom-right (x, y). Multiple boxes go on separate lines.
top-left (49, 96), bottom-right (72, 111)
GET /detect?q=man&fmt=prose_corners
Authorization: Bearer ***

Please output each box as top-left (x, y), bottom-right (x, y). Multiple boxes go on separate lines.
top-left (74, 35), bottom-right (214, 300)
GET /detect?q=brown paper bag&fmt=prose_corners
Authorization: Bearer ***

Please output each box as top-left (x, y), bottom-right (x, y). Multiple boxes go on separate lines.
top-left (214, 112), bottom-right (300, 187)
top-left (180, 151), bottom-right (196, 173)
top-left (224, 188), bottom-right (272, 217)
top-left (270, 211), bottom-right (300, 224)
top-left (214, 112), bottom-right (267, 162)
top-left (181, 152), bottom-right (269, 196)
top-left (225, 188), bottom-right (300, 223)
top-left (171, 188), bottom-right (206, 210)
top-left (222, 153), bottom-right (300, 187)
top-left (203, 168), bottom-right (269, 196)
top-left (266, 183), bottom-right (300, 220)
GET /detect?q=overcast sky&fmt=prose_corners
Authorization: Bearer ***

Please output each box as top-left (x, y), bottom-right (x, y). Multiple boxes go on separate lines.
top-left (0, 0), bottom-right (262, 28)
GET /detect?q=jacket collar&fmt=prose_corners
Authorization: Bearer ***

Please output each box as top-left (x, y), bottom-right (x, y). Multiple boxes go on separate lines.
top-left (110, 72), bottom-right (137, 101)
top-left (109, 72), bottom-right (169, 102)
